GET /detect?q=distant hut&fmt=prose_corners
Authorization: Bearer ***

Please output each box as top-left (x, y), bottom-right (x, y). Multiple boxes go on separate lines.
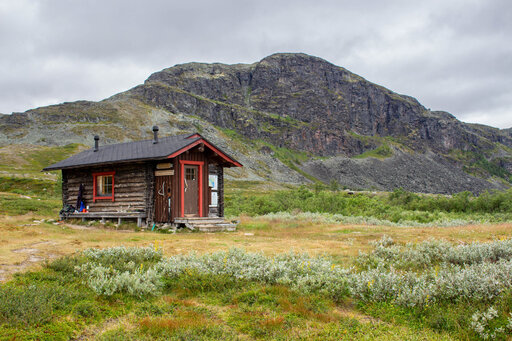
top-left (44, 127), bottom-right (242, 231)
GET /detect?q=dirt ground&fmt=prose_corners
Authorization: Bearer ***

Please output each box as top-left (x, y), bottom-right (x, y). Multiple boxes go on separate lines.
top-left (1, 213), bottom-right (511, 282)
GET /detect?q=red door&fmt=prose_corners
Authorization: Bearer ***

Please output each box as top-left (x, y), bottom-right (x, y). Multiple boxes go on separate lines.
top-left (183, 165), bottom-right (199, 216)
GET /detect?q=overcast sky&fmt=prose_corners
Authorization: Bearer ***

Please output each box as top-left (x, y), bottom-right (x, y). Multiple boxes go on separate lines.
top-left (1, 0), bottom-right (510, 128)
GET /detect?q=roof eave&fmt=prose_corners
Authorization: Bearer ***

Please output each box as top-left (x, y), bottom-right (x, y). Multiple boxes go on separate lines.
top-left (166, 137), bottom-right (242, 167)
top-left (42, 155), bottom-right (173, 171)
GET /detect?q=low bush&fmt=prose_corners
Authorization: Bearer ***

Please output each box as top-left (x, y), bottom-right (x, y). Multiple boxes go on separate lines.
top-left (0, 284), bottom-right (75, 326)
top-left (357, 236), bottom-right (512, 270)
top-left (225, 186), bottom-right (512, 224)
top-left (156, 248), bottom-right (351, 302)
top-left (82, 245), bottom-right (163, 267)
top-left (470, 306), bottom-right (512, 340)
top-left (72, 242), bottom-right (512, 310)
top-left (73, 300), bottom-right (98, 318)
top-left (76, 261), bottom-right (163, 297)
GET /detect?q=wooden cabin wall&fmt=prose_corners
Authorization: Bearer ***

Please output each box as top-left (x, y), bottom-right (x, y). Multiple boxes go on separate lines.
top-left (145, 163), bottom-right (155, 223)
top-left (208, 164), bottom-right (218, 217)
top-left (218, 166), bottom-right (224, 217)
top-left (207, 164), bottom-right (224, 217)
top-left (62, 169), bottom-right (69, 207)
top-left (63, 163), bottom-right (148, 213)
top-left (168, 158), bottom-right (179, 221)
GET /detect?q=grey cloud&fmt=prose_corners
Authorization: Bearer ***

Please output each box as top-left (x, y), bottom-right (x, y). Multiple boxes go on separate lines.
top-left (0, 0), bottom-right (510, 128)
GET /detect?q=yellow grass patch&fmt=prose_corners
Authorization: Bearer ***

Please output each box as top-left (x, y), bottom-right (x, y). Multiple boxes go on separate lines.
top-left (163, 296), bottom-right (196, 307)
top-left (1, 212), bottom-right (511, 281)
top-left (139, 310), bottom-right (210, 333)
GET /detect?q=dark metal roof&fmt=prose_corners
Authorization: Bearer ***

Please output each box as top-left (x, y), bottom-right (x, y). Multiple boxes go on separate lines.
top-left (44, 133), bottom-right (203, 170)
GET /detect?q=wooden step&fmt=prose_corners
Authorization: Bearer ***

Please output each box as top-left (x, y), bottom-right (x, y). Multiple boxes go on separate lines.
top-left (192, 223), bottom-right (237, 228)
top-left (197, 224), bottom-right (237, 232)
top-left (174, 218), bottom-right (227, 224)
top-left (174, 216), bottom-right (238, 232)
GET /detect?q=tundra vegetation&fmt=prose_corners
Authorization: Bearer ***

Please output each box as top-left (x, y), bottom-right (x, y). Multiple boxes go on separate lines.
top-left (2, 239), bottom-right (512, 339)
top-left (1, 156), bottom-right (512, 339)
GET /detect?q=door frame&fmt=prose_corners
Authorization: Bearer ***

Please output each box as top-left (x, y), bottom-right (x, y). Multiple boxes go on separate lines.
top-left (179, 160), bottom-right (204, 217)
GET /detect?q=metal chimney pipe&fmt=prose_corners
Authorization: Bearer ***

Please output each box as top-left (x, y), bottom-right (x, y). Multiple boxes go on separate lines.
top-left (152, 126), bottom-right (159, 144)
top-left (94, 135), bottom-right (99, 152)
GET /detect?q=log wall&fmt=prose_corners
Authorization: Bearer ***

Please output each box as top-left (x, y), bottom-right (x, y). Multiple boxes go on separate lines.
top-left (145, 162), bottom-right (156, 223)
top-left (63, 163), bottom-right (148, 213)
top-left (218, 166), bottom-right (224, 217)
top-left (62, 169), bottom-right (69, 206)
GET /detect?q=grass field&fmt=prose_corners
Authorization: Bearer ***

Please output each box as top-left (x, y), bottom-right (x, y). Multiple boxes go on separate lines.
top-left (1, 209), bottom-right (512, 339)
top-left (1, 172), bottom-right (512, 339)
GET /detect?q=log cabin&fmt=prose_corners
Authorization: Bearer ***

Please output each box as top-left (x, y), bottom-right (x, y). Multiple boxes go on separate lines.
top-left (43, 127), bottom-right (242, 231)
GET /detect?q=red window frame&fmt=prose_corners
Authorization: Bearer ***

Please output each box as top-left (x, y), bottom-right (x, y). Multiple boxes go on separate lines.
top-left (179, 160), bottom-right (204, 217)
top-left (93, 171), bottom-right (115, 202)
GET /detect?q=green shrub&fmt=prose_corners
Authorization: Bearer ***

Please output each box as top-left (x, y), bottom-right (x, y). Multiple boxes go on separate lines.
top-left (81, 245), bottom-right (163, 272)
top-left (47, 254), bottom-right (86, 274)
top-left (0, 284), bottom-right (74, 326)
top-left (73, 300), bottom-right (98, 317)
top-left (226, 186), bottom-right (512, 224)
top-left (165, 271), bottom-right (243, 294)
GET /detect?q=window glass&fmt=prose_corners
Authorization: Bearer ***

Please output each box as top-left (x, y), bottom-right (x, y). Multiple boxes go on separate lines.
top-left (97, 175), bottom-right (113, 196)
top-left (185, 168), bottom-right (196, 181)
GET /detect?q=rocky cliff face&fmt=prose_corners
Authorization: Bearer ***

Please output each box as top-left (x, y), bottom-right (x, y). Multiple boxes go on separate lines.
top-left (1, 53), bottom-right (511, 193)
top-left (140, 53), bottom-right (512, 155)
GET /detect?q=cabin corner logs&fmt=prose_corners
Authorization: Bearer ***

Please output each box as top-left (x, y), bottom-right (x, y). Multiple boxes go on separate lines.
top-left (61, 147), bottom-right (225, 225)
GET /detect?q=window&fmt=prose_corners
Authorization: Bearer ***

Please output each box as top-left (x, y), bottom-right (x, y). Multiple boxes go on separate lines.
top-left (185, 167), bottom-right (196, 181)
top-left (97, 175), bottom-right (112, 196)
top-left (93, 171), bottom-right (115, 202)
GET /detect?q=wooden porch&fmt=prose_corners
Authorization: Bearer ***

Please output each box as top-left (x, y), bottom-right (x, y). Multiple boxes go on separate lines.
top-left (173, 217), bottom-right (238, 232)
top-left (60, 212), bottom-right (147, 227)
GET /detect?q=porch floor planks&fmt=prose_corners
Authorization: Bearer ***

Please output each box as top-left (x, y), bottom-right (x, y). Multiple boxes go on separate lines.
top-left (61, 212), bottom-right (147, 227)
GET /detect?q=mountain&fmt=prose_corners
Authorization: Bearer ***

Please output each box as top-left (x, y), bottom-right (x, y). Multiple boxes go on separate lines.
top-left (1, 53), bottom-right (511, 194)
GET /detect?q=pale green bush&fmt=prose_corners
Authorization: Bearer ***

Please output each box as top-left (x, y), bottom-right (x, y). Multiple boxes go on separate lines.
top-left (350, 259), bottom-right (512, 307)
top-left (75, 240), bottom-right (512, 307)
top-left (75, 245), bottom-right (163, 297)
top-left (257, 211), bottom-right (481, 227)
top-left (82, 245), bottom-right (162, 264)
top-left (156, 248), bottom-right (351, 300)
top-left (75, 263), bottom-right (162, 297)
top-left (351, 236), bottom-right (512, 307)
top-left (470, 306), bottom-right (512, 340)
top-left (358, 236), bottom-right (512, 269)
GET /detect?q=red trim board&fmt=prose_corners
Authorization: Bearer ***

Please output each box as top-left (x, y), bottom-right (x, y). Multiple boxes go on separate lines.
top-left (179, 160), bottom-right (204, 217)
top-left (168, 138), bottom-right (242, 167)
top-left (200, 139), bottom-right (242, 167)
top-left (167, 140), bottom-right (202, 159)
